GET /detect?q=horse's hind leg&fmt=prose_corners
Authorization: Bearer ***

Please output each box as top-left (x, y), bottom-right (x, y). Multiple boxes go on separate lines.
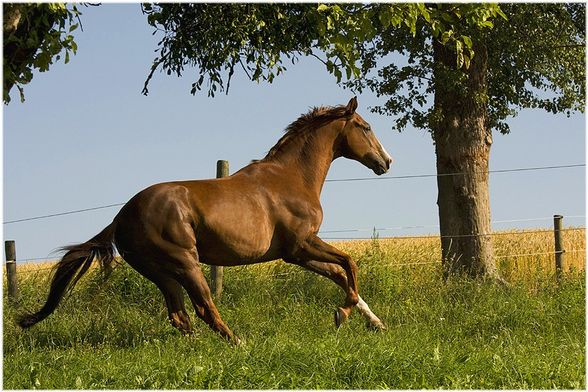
top-left (292, 260), bottom-right (386, 330)
top-left (180, 268), bottom-right (240, 344)
top-left (157, 278), bottom-right (193, 335)
top-left (122, 253), bottom-right (193, 335)
top-left (166, 250), bottom-right (239, 344)
top-left (179, 268), bottom-right (239, 344)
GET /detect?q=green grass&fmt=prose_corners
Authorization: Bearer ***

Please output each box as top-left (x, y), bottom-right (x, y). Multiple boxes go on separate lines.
top-left (3, 240), bottom-right (585, 389)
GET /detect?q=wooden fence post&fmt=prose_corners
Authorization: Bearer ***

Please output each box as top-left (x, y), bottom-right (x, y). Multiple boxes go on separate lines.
top-left (553, 215), bottom-right (564, 282)
top-left (210, 160), bottom-right (229, 299)
top-left (5, 240), bottom-right (18, 301)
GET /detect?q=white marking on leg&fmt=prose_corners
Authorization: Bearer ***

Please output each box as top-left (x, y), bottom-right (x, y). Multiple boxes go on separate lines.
top-left (357, 295), bottom-right (384, 327)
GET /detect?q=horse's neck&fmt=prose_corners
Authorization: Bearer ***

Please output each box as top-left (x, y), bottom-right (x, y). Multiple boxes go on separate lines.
top-left (273, 126), bottom-right (338, 196)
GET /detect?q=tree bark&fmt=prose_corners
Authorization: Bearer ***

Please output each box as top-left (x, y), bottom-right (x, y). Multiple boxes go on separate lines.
top-left (432, 40), bottom-right (499, 279)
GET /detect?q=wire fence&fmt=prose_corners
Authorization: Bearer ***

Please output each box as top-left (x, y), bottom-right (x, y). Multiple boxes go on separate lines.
top-left (3, 162), bottom-right (585, 276)
top-left (319, 215), bottom-right (586, 235)
top-left (321, 225), bottom-right (585, 240)
top-left (15, 250), bottom-right (586, 283)
top-left (11, 227), bottom-right (586, 275)
top-left (323, 163), bottom-right (586, 183)
top-left (10, 225), bottom-right (586, 264)
top-left (3, 163), bottom-right (585, 225)
top-left (11, 249), bottom-right (586, 276)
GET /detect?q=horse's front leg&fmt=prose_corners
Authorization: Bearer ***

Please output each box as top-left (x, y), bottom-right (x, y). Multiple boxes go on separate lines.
top-left (286, 258), bottom-right (386, 330)
top-left (291, 235), bottom-right (361, 327)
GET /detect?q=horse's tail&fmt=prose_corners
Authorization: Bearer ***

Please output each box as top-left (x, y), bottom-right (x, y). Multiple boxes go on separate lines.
top-left (18, 222), bottom-right (117, 329)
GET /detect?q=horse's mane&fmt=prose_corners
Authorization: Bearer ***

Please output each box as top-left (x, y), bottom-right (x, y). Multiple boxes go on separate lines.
top-left (258, 105), bottom-right (349, 162)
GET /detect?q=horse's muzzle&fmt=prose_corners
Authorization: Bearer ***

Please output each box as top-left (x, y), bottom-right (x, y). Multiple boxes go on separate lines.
top-left (370, 155), bottom-right (391, 176)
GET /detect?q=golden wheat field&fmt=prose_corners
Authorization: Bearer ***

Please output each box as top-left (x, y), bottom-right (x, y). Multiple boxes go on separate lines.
top-left (336, 227), bottom-right (586, 281)
top-left (14, 228), bottom-right (585, 284)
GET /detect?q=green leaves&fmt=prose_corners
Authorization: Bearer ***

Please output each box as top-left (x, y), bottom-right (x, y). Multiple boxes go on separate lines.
top-left (461, 35), bottom-right (473, 49)
top-left (316, 4), bottom-right (329, 13)
top-left (142, 4), bottom-right (317, 97)
top-left (141, 3), bottom-right (433, 94)
top-left (484, 3), bottom-right (585, 133)
top-left (141, 2), bottom-right (584, 137)
top-left (347, 3), bottom-right (585, 134)
top-left (3, 3), bottom-right (83, 103)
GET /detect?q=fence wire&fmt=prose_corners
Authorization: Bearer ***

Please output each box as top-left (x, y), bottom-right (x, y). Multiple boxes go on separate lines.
top-left (319, 216), bottom-right (586, 234)
top-left (4, 163), bottom-right (585, 225)
top-left (4, 163), bottom-right (585, 267)
top-left (324, 163), bottom-right (585, 183)
top-left (12, 244), bottom-right (586, 275)
top-left (321, 227), bottom-right (585, 241)
top-left (10, 227), bottom-right (586, 265)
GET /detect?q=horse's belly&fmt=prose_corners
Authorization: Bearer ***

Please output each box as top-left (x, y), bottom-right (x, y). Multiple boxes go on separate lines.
top-left (196, 223), bottom-right (280, 265)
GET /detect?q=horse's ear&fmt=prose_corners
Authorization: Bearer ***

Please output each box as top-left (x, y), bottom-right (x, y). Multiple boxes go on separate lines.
top-left (345, 96), bottom-right (358, 115)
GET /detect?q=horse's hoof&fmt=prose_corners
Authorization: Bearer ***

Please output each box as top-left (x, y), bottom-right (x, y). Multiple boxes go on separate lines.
top-left (334, 308), bottom-right (348, 328)
top-left (366, 320), bottom-right (387, 331)
top-left (334, 309), bottom-right (342, 328)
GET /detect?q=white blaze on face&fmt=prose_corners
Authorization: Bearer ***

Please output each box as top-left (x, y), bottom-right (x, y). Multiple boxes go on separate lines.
top-left (381, 143), bottom-right (393, 166)
top-left (375, 138), bottom-right (393, 171)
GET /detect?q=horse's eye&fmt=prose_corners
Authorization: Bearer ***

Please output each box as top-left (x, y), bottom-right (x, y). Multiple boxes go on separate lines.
top-left (363, 125), bottom-right (372, 133)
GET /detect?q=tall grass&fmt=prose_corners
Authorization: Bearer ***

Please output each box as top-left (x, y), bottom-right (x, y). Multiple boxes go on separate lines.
top-left (3, 229), bottom-right (585, 389)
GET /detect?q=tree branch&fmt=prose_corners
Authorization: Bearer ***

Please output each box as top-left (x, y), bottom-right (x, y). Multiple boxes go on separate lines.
top-left (309, 52), bottom-right (329, 66)
top-left (239, 58), bottom-right (252, 80)
top-left (142, 56), bottom-right (165, 96)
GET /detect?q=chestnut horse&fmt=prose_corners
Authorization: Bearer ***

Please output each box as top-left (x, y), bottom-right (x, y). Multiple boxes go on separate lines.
top-left (19, 97), bottom-right (392, 344)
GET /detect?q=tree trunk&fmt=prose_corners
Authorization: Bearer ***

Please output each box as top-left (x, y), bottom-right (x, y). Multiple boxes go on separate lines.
top-left (432, 40), bottom-right (499, 279)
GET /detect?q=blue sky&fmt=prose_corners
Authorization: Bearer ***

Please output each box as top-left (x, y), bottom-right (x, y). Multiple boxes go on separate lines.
top-left (3, 4), bottom-right (586, 262)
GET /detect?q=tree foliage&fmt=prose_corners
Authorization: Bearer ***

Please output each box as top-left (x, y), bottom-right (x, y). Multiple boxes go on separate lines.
top-left (141, 3), bottom-right (502, 97)
top-left (3, 3), bottom-right (81, 103)
top-left (485, 3), bottom-right (585, 133)
top-left (143, 3), bottom-right (584, 135)
top-left (346, 3), bottom-right (585, 134)
top-left (141, 3), bottom-right (315, 96)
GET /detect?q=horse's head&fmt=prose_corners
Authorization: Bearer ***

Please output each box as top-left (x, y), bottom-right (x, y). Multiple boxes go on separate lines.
top-left (338, 97), bottom-right (393, 175)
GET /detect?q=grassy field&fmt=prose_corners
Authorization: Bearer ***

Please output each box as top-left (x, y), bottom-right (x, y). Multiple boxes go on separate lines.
top-left (3, 229), bottom-right (585, 389)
